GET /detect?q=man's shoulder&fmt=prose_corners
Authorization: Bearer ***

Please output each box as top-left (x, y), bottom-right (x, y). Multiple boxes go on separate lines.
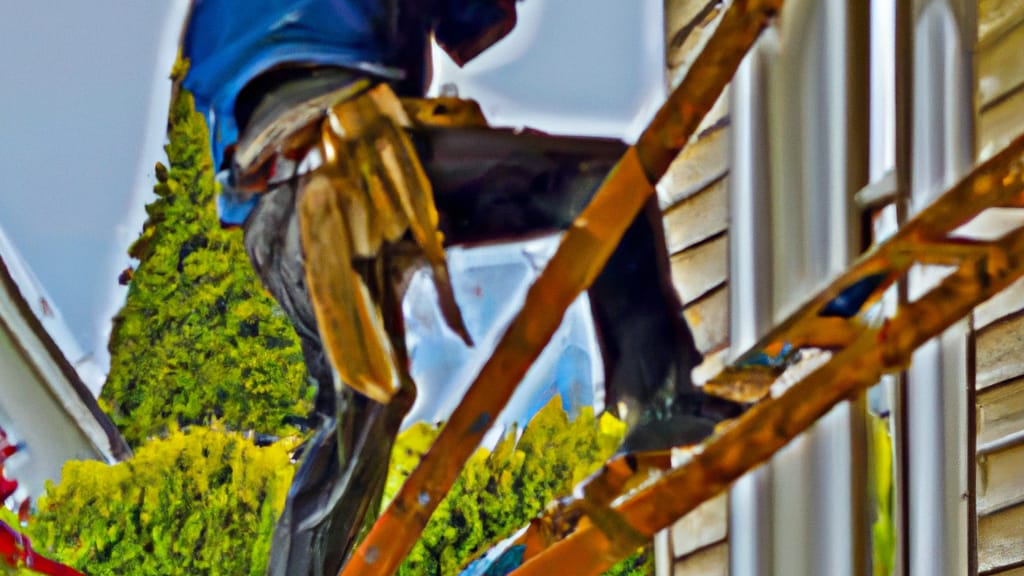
top-left (434, 0), bottom-right (518, 66)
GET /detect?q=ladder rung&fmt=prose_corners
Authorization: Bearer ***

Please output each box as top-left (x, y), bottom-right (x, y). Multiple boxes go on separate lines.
top-left (890, 238), bottom-right (998, 266)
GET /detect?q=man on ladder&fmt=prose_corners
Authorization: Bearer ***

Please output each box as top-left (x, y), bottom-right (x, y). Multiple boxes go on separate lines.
top-left (178, 2), bottom-right (734, 573)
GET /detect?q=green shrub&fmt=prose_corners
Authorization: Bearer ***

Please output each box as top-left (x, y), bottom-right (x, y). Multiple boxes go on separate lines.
top-left (389, 398), bottom-right (649, 576)
top-left (24, 401), bottom-right (648, 576)
top-left (25, 427), bottom-right (294, 576)
top-left (100, 61), bottom-right (312, 447)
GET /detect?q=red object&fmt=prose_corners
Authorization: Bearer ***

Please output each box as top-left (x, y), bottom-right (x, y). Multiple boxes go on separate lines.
top-left (0, 520), bottom-right (85, 576)
top-left (0, 476), bottom-right (18, 501)
top-left (0, 427), bottom-right (85, 575)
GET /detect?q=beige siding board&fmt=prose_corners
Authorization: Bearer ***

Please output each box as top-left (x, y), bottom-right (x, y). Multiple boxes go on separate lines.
top-left (670, 235), bottom-right (728, 303)
top-left (663, 177), bottom-right (728, 255)
top-left (978, 84), bottom-right (1024, 161)
top-left (976, 276), bottom-right (1024, 330)
top-left (978, 442), bottom-right (1024, 515)
top-left (673, 541), bottom-right (729, 576)
top-left (973, 11), bottom-right (1024, 575)
top-left (979, 20), bottom-right (1024, 107)
top-left (990, 565), bottom-right (1024, 575)
top-left (666, 0), bottom-right (716, 65)
top-left (657, 126), bottom-right (730, 209)
top-left (666, 0), bottom-right (724, 88)
top-left (660, 5), bottom-right (732, 576)
top-left (976, 313), bottom-right (1024, 390)
top-left (979, 377), bottom-right (1024, 447)
top-left (665, 0), bottom-right (708, 30)
top-left (696, 88), bottom-right (731, 136)
top-left (683, 284), bottom-right (729, 354)
top-left (980, 0), bottom-right (1024, 44)
top-left (666, 0), bottom-right (717, 66)
top-left (670, 493), bottom-right (728, 558)
top-left (979, 503), bottom-right (1024, 573)
top-left (978, 444), bottom-right (1024, 516)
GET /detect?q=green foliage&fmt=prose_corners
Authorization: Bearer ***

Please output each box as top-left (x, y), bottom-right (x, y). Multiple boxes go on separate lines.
top-left (384, 421), bottom-right (441, 509)
top-left (100, 70), bottom-right (312, 447)
top-left (870, 413), bottom-right (895, 576)
top-left (19, 399), bottom-right (646, 576)
top-left (604, 550), bottom-right (654, 576)
top-left (387, 398), bottom-right (648, 576)
top-left (24, 427), bottom-right (295, 576)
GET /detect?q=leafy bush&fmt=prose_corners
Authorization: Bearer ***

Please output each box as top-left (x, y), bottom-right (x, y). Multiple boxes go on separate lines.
top-left (23, 400), bottom-right (648, 575)
top-left (99, 61), bottom-right (312, 447)
top-left (25, 427), bottom-right (294, 576)
top-left (389, 398), bottom-right (649, 576)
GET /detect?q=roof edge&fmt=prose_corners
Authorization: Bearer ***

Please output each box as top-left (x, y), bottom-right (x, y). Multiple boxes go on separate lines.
top-left (0, 256), bottom-right (131, 462)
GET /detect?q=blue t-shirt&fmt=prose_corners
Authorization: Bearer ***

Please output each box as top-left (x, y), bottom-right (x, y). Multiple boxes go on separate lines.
top-left (181, 0), bottom-right (515, 169)
top-left (181, 0), bottom-right (515, 225)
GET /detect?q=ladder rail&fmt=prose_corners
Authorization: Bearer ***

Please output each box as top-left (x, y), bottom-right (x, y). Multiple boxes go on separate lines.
top-left (337, 2), bottom-right (785, 574)
top-left (706, 131), bottom-right (1024, 402)
top-left (505, 131), bottom-right (1024, 576)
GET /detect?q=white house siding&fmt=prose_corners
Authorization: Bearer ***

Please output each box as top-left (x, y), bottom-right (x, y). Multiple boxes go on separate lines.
top-left (656, 1), bottom-right (1024, 575)
top-left (974, 2), bottom-right (1024, 573)
top-left (658, 1), bottom-right (732, 573)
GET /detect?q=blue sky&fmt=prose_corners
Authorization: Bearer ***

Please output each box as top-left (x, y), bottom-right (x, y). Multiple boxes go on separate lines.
top-left (0, 1), bottom-right (185, 372)
top-left (0, 0), bottom-right (663, 381)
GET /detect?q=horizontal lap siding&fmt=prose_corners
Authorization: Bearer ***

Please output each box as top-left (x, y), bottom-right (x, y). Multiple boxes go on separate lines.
top-left (979, 0), bottom-right (1024, 45)
top-left (976, 313), bottom-right (1024, 391)
top-left (975, 277), bottom-right (1024, 329)
top-left (682, 283), bottom-right (729, 355)
top-left (670, 234), bottom-right (728, 304)
top-left (660, 1), bottom-right (732, 572)
top-left (978, 20), bottom-right (1024, 108)
top-left (988, 566), bottom-right (1024, 576)
top-left (659, 73), bottom-right (731, 358)
top-left (673, 541), bottom-right (729, 576)
top-left (663, 177), bottom-right (728, 254)
top-left (977, 376), bottom-right (1024, 448)
top-left (975, 315), bottom-right (1024, 574)
top-left (979, 505), bottom-right (1024, 573)
top-left (978, 6), bottom-right (1024, 161)
top-left (670, 493), bottom-right (729, 557)
top-left (977, 441), bottom-right (1024, 515)
top-left (978, 88), bottom-right (1024, 160)
top-left (657, 125), bottom-right (730, 209)
top-left (976, 4), bottom-right (1024, 573)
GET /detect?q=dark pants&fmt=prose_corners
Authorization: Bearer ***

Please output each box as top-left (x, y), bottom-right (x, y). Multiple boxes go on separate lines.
top-left (245, 178), bottom-right (412, 576)
top-left (238, 74), bottom-right (732, 575)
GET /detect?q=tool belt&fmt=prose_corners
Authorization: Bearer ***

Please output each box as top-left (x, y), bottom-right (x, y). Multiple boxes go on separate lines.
top-left (234, 80), bottom-right (481, 404)
top-left (233, 79), bottom-right (488, 190)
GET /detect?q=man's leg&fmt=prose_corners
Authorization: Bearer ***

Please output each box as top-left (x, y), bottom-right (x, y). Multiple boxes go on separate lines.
top-left (421, 126), bottom-right (740, 448)
top-left (243, 181), bottom-right (411, 576)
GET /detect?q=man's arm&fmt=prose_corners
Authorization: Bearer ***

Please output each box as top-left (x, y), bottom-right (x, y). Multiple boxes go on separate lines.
top-left (433, 0), bottom-right (518, 66)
